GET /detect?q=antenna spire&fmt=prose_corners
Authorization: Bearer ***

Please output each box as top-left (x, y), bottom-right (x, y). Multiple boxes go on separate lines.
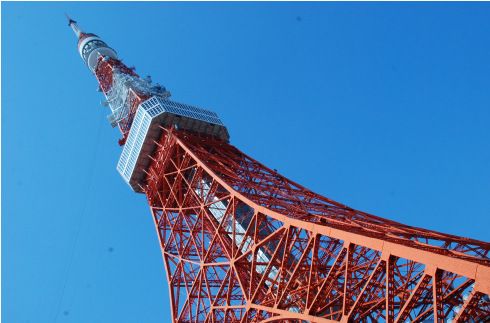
top-left (65, 13), bottom-right (84, 38)
top-left (64, 13), bottom-right (76, 25)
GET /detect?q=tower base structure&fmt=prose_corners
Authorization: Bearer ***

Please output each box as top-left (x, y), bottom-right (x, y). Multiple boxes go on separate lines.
top-left (142, 127), bottom-right (490, 323)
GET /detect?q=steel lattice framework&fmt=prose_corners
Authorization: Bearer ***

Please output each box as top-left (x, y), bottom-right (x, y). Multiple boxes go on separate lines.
top-left (142, 127), bottom-right (490, 323)
top-left (67, 16), bottom-right (490, 323)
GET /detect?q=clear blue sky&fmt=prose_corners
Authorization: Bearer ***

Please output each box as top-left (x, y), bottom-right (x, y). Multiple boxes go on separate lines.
top-left (2, 2), bottom-right (490, 322)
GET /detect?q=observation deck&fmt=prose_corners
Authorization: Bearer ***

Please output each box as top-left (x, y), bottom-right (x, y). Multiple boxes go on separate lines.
top-left (117, 96), bottom-right (229, 192)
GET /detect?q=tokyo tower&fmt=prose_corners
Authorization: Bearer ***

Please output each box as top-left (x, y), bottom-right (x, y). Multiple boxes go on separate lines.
top-left (67, 15), bottom-right (490, 323)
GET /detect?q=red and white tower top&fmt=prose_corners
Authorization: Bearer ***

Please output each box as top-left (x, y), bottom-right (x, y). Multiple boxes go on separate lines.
top-left (66, 13), bottom-right (117, 72)
top-left (67, 15), bottom-right (229, 190)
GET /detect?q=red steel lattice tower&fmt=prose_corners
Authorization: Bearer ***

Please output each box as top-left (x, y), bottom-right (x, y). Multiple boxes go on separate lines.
top-left (67, 16), bottom-right (490, 323)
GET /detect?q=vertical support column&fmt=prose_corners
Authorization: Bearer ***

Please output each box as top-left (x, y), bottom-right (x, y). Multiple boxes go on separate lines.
top-left (386, 255), bottom-right (397, 323)
top-left (343, 242), bottom-right (355, 319)
top-left (306, 233), bottom-right (320, 313)
top-left (433, 269), bottom-right (444, 323)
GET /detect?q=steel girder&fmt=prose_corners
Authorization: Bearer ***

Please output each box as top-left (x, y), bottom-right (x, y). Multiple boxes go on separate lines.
top-left (141, 127), bottom-right (490, 323)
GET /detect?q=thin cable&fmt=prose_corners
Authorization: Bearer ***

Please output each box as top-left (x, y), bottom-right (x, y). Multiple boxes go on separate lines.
top-left (66, 112), bottom-right (107, 323)
top-left (53, 108), bottom-right (106, 323)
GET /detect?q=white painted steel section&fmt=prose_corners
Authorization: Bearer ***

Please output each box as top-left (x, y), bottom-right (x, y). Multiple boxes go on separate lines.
top-left (103, 70), bottom-right (170, 127)
top-left (87, 48), bottom-right (117, 72)
top-left (117, 97), bottom-right (229, 192)
top-left (140, 97), bottom-right (224, 126)
top-left (78, 36), bottom-right (101, 57)
top-left (70, 22), bottom-right (84, 38)
top-left (117, 107), bottom-right (152, 182)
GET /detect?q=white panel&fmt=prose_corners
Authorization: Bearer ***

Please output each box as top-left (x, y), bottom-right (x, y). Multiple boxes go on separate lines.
top-left (117, 96), bottom-right (229, 192)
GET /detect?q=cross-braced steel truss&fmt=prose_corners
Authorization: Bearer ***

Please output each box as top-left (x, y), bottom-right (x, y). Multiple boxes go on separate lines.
top-left (141, 127), bottom-right (490, 323)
